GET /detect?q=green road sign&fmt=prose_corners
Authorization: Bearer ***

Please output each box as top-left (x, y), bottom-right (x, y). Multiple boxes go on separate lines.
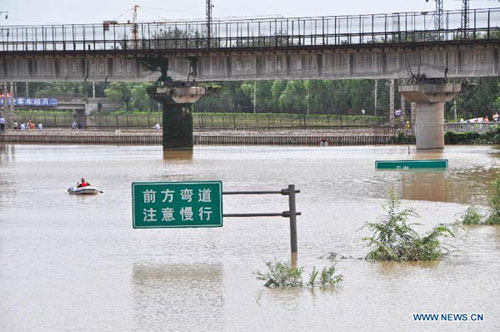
top-left (132, 181), bottom-right (223, 229)
top-left (375, 159), bottom-right (448, 170)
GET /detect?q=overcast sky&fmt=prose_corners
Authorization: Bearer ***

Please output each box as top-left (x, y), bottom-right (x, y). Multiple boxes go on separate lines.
top-left (1, 0), bottom-right (499, 25)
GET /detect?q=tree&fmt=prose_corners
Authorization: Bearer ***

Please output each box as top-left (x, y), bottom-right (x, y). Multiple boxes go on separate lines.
top-left (278, 81), bottom-right (307, 113)
top-left (455, 78), bottom-right (500, 119)
top-left (130, 83), bottom-right (152, 111)
top-left (105, 83), bottom-right (131, 111)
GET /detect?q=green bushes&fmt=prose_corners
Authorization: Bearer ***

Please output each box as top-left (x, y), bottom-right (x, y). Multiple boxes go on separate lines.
top-left (257, 260), bottom-right (304, 288)
top-left (390, 132), bottom-right (415, 144)
top-left (445, 127), bottom-right (500, 145)
top-left (461, 206), bottom-right (483, 225)
top-left (444, 131), bottom-right (481, 144)
top-left (460, 173), bottom-right (500, 225)
top-left (387, 128), bottom-right (500, 145)
top-left (256, 259), bottom-right (343, 289)
top-left (486, 173), bottom-right (500, 224)
top-left (363, 190), bottom-right (455, 261)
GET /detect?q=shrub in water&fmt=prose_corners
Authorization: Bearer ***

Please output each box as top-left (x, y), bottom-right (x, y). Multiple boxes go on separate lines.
top-left (461, 206), bottom-right (483, 225)
top-left (318, 265), bottom-right (343, 288)
top-left (486, 173), bottom-right (500, 225)
top-left (363, 190), bottom-right (455, 261)
top-left (257, 259), bottom-right (343, 289)
top-left (256, 260), bottom-right (304, 288)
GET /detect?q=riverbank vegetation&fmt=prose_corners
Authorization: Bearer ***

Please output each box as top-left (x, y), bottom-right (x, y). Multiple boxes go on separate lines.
top-left (363, 191), bottom-right (456, 261)
top-left (445, 128), bottom-right (500, 145)
top-left (462, 173), bottom-right (500, 225)
top-left (486, 173), bottom-right (500, 224)
top-left (256, 259), bottom-right (343, 289)
top-left (392, 128), bottom-right (500, 145)
top-left (461, 206), bottom-right (483, 225)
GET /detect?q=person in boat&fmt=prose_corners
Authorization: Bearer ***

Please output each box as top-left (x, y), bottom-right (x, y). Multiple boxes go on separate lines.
top-left (77, 178), bottom-right (91, 188)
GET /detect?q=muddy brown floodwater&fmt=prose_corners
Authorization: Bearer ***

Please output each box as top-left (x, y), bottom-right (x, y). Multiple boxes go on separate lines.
top-left (0, 144), bottom-right (499, 331)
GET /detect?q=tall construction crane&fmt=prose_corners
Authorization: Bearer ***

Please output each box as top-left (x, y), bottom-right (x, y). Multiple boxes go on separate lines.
top-left (103, 5), bottom-right (140, 49)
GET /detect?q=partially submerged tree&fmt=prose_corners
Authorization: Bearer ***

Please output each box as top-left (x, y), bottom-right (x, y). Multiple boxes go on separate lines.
top-left (486, 173), bottom-right (500, 224)
top-left (363, 190), bottom-right (455, 261)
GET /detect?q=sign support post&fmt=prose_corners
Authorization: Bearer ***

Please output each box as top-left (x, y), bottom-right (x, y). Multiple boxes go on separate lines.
top-left (287, 184), bottom-right (298, 254)
top-left (132, 182), bottom-right (301, 254)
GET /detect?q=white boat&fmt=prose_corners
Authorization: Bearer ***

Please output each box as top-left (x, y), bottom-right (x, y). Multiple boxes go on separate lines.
top-left (67, 186), bottom-right (101, 195)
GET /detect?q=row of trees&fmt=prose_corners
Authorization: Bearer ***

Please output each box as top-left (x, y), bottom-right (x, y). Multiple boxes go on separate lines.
top-left (195, 80), bottom-right (394, 115)
top-left (10, 78), bottom-right (500, 119)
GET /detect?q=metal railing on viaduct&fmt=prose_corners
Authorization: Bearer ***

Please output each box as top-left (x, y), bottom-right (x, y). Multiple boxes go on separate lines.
top-left (0, 8), bottom-right (499, 55)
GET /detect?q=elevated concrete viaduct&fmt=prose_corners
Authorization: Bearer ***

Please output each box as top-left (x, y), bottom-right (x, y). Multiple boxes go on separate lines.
top-left (1, 7), bottom-right (499, 148)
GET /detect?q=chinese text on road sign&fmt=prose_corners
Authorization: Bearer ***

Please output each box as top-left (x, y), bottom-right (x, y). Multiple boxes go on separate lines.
top-left (132, 181), bottom-right (223, 229)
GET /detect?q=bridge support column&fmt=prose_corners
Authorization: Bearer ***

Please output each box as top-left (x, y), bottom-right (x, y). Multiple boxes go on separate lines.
top-left (410, 102), bottom-right (416, 135)
top-left (399, 83), bottom-right (461, 150)
top-left (149, 85), bottom-right (206, 149)
top-left (400, 94), bottom-right (406, 122)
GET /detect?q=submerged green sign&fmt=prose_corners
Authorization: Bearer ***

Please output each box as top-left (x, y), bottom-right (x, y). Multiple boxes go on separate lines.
top-left (375, 159), bottom-right (448, 170)
top-left (132, 181), bottom-right (223, 229)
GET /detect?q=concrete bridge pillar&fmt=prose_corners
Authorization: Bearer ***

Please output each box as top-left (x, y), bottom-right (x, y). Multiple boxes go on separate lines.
top-left (149, 85), bottom-right (206, 149)
top-left (399, 83), bottom-right (461, 150)
top-left (410, 102), bottom-right (417, 135)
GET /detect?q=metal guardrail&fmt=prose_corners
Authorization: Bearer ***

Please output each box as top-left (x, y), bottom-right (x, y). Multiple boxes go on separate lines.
top-left (0, 8), bottom-right (499, 54)
top-left (444, 122), bottom-right (499, 133)
top-left (5, 111), bottom-right (500, 133)
top-left (223, 185), bottom-right (300, 253)
top-left (8, 113), bottom-right (389, 129)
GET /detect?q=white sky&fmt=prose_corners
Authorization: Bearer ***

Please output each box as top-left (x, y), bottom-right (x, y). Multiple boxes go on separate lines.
top-left (1, 0), bottom-right (499, 25)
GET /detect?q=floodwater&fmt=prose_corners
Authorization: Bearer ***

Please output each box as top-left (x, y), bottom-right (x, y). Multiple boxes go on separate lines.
top-left (0, 144), bottom-right (499, 332)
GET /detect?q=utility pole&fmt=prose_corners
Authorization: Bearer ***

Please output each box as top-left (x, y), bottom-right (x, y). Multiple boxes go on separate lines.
top-left (390, 79), bottom-right (395, 126)
top-left (411, 102), bottom-right (417, 135)
top-left (374, 80), bottom-right (378, 116)
top-left (1, 82), bottom-right (7, 119)
top-left (425, 0), bottom-right (443, 31)
top-left (9, 82), bottom-right (14, 128)
top-left (401, 94), bottom-right (406, 122)
top-left (434, 0), bottom-right (443, 31)
top-left (462, 0), bottom-right (469, 35)
top-left (454, 99), bottom-right (458, 122)
top-left (206, 0), bottom-right (213, 47)
top-left (253, 80), bottom-right (257, 114)
top-left (131, 5), bottom-right (139, 48)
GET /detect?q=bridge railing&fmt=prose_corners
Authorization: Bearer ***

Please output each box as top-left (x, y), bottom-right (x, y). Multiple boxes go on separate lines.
top-left (9, 112), bottom-right (388, 130)
top-left (0, 8), bottom-right (499, 54)
top-left (444, 122), bottom-right (499, 133)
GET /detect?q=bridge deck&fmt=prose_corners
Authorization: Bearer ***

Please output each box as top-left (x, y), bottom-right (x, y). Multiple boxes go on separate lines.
top-left (0, 8), bottom-right (499, 56)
